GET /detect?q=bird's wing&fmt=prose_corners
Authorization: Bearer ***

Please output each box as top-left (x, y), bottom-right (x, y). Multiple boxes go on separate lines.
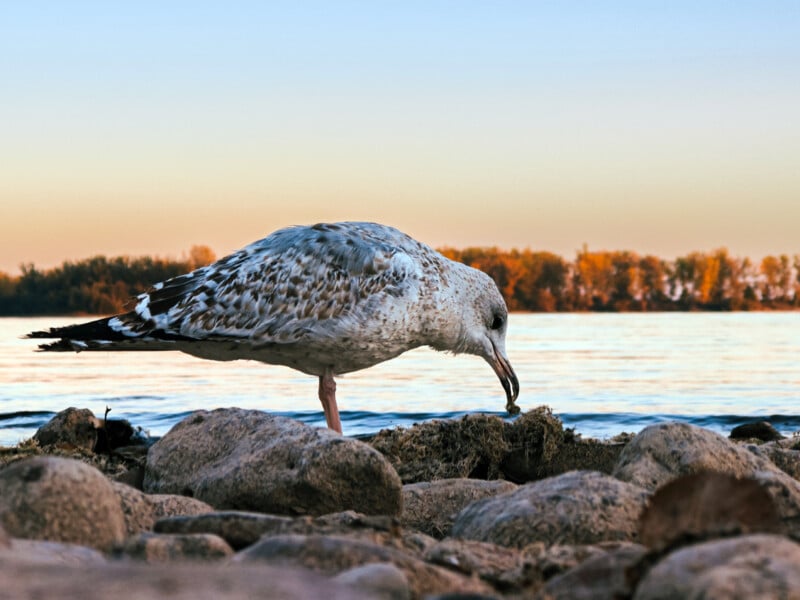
top-left (111, 222), bottom-right (423, 344)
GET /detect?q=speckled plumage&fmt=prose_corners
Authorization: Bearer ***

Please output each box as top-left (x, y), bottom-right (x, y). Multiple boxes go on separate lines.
top-left (29, 222), bottom-right (520, 433)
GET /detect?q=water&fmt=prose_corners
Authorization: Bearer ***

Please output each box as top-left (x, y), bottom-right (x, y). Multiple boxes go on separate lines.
top-left (1, 313), bottom-right (798, 446)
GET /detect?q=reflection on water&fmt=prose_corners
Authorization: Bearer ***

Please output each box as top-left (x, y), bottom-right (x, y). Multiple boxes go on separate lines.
top-left (1, 313), bottom-right (798, 445)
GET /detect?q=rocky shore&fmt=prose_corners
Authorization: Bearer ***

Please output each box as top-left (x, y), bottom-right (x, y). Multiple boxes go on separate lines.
top-left (1, 406), bottom-right (799, 599)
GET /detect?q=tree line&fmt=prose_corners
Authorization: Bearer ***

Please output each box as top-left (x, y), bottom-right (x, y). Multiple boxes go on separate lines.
top-left (0, 246), bottom-right (216, 316)
top-left (440, 246), bottom-right (799, 311)
top-left (0, 245), bottom-right (797, 315)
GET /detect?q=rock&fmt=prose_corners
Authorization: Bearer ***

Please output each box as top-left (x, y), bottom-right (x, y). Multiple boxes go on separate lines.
top-left (539, 544), bottom-right (647, 600)
top-left (157, 509), bottom-right (434, 556)
top-left (260, 510), bottom-right (437, 557)
top-left (746, 469), bottom-right (800, 537)
top-left (155, 511), bottom-right (295, 550)
top-left (523, 541), bottom-right (641, 585)
top-left (113, 463), bottom-right (145, 489)
top-left (0, 539), bottom-right (107, 565)
top-left (424, 538), bottom-right (522, 576)
top-left (730, 420), bottom-right (784, 442)
top-left (112, 480), bottom-right (156, 535)
top-left (424, 538), bottom-right (527, 591)
top-left (638, 471), bottom-right (781, 551)
top-left (451, 470), bottom-right (649, 548)
top-left (112, 480), bottom-right (214, 536)
top-left (633, 534), bottom-right (800, 599)
top-left (748, 442), bottom-right (800, 480)
top-left (144, 408), bottom-right (402, 516)
top-left (401, 479), bottom-right (517, 538)
top-left (0, 559), bottom-right (377, 600)
top-left (424, 536), bottom-right (643, 595)
top-left (424, 595), bottom-right (500, 600)
top-left (150, 492), bottom-right (216, 521)
top-left (31, 407), bottom-right (142, 453)
top-left (613, 422), bottom-right (800, 536)
top-left (234, 534), bottom-right (496, 598)
top-left (115, 532), bottom-right (234, 562)
top-left (0, 456), bottom-right (126, 551)
top-left (334, 563), bottom-right (411, 600)
top-left (33, 407), bottom-right (99, 451)
top-left (612, 422), bottom-right (771, 490)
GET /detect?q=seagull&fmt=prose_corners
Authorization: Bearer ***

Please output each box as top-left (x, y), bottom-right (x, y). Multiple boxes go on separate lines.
top-left (28, 222), bottom-right (520, 433)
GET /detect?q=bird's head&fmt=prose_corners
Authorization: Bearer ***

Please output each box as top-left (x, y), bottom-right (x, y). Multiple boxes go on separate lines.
top-left (434, 264), bottom-right (521, 415)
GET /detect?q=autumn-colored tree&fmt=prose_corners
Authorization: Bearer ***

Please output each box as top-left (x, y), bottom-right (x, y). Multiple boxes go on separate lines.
top-left (638, 255), bottom-right (669, 310)
top-left (778, 254), bottom-right (793, 303)
top-left (760, 255), bottom-right (783, 303)
top-left (794, 255), bottom-right (800, 305)
top-left (574, 246), bottom-right (615, 310)
top-left (727, 256), bottom-right (756, 310)
top-left (609, 251), bottom-right (639, 310)
top-left (187, 245), bottom-right (217, 270)
top-left (513, 251), bottom-right (569, 311)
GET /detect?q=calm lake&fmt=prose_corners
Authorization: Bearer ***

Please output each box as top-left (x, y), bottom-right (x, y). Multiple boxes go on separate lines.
top-left (1, 313), bottom-right (798, 446)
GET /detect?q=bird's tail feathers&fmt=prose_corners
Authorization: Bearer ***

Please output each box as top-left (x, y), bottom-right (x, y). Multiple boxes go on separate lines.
top-left (27, 315), bottom-right (180, 352)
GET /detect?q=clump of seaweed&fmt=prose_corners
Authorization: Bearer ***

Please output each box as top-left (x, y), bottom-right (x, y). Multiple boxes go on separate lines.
top-left (0, 437), bottom-right (141, 479)
top-left (370, 414), bottom-right (509, 483)
top-left (369, 406), bottom-right (567, 484)
top-left (500, 406), bottom-right (565, 482)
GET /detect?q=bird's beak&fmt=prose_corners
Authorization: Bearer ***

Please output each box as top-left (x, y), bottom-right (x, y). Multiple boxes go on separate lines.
top-left (488, 341), bottom-right (520, 415)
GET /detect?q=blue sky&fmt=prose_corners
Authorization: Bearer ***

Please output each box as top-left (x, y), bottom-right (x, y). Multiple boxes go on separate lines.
top-left (2, 2), bottom-right (799, 273)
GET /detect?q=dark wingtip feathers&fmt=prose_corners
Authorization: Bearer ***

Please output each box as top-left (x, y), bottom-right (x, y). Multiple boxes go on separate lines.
top-left (35, 339), bottom-right (81, 352)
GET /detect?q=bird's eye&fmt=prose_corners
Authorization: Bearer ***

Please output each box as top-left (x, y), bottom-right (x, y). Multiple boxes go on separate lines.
top-left (490, 315), bottom-right (504, 330)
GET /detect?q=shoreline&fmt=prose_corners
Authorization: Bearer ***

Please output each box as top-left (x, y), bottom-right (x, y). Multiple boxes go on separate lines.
top-left (0, 406), bottom-right (799, 598)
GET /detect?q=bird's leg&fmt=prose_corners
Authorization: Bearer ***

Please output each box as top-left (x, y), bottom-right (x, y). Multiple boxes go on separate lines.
top-left (318, 371), bottom-right (342, 434)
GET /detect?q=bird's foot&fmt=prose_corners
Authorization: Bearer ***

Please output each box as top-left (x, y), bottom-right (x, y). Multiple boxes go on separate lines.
top-left (506, 401), bottom-right (521, 416)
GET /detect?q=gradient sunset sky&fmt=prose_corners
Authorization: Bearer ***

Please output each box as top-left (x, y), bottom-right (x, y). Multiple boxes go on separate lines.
top-left (2, 2), bottom-right (798, 275)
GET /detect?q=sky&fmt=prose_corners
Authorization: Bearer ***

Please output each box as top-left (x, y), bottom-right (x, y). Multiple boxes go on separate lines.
top-left (2, 1), bottom-right (799, 275)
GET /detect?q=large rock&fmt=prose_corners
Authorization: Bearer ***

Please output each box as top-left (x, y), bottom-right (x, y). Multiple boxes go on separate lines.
top-left (401, 478), bottom-right (517, 538)
top-left (0, 456), bottom-right (126, 551)
top-left (634, 534), bottom-right (800, 599)
top-left (613, 422), bottom-right (800, 535)
top-left (0, 559), bottom-right (377, 600)
top-left (451, 470), bottom-right (649, 548)
top-left (613, 422), bottom-right (772, 489)
top-left (144, 409), bottom-right (402, 516)
top-left (234, 534), bottom-right (496, 598)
